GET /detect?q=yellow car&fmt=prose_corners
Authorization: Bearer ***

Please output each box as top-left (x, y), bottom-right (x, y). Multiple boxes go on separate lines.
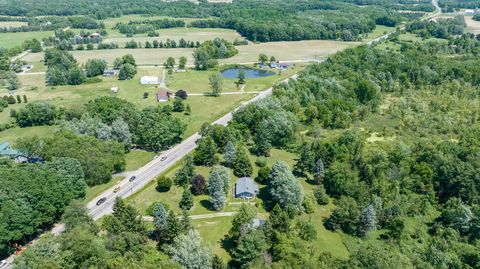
top-left (113, 186), bottom-right (121, 193)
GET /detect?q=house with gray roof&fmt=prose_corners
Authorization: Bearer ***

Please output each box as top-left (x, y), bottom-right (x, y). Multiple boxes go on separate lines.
top-left (235, 177), bottom-right (259, 199)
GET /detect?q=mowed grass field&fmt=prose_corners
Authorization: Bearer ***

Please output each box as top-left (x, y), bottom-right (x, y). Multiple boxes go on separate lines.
top-left (0, 31), bottom-right (53, 49)
top-left (103, 28), bottom-right (243, 45)
top-left (23, 39), bottom-right (356, 66)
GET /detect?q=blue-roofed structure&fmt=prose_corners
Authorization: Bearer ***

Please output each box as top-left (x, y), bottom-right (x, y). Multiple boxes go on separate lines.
top-left (235, 177), bottom-right (259, 199)
top-left (0, 142), bottom-right (20, 156)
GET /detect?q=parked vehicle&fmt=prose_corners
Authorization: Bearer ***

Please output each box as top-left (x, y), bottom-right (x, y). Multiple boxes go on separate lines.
top-left (96, 197), bottom-right (107, 206)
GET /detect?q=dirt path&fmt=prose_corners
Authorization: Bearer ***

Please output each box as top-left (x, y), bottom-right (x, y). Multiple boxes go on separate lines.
top-left (142, 212), bottom-right (236, 221)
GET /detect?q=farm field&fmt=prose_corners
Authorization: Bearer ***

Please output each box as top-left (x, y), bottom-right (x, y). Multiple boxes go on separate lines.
top-left (103, 28), bottom-right (243, 45)
top-left (22, 39), bottom-right (356, 66)
top-left (0, 21), bottom-right (27, 28)
top-left (0, 31), bottom-right (53, 49)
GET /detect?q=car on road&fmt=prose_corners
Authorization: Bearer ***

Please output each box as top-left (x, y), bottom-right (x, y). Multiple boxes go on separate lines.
top-left (96, 197), bottom-right (107, 206)
top-left (113, 186), bottom-right (121, 193)
top-left (160, 156), bottom-right (167, 161)
top-left (129, 175), bottom-right (136, 182)
top-left (1, 260), bottom-right (7, 267)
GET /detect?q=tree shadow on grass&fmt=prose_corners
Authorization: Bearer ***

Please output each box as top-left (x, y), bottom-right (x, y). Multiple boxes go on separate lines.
top-left (200, 199), bottom-right (214, 211)
top-left (257, 186), bottom-right (272, 212)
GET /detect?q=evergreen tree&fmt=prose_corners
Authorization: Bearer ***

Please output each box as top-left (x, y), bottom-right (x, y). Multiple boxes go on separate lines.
top-left (194, 137), bottom-right (218, 166)
top-left (313, 184), bottom-right (330, 205)
top-left (231, 229), bottom-right (269, 268)
top-left (267, 204), bottom-right (291, 233)
top-left (223, 141), bottom-right (236, 167)
top-left (167, 230), bottom-right (212, 269)
top-left (185, 104), bottom-right (191, 115)
top-left (179, 189), bottom-right (194, 211)
top-left (232, 145), bottom-right (252, 177)
top-left (212, 254), bottom-right (226, 269)
top-left (228, 204), bottom-right (256, 241)
top-left (180, 209), bottom-right (192, 233)
top-left (16, 95), bottom-right (21, 103)
top-left (359, 204), bottom-right (378, 236)
top-left (152, 203), bottom-right (168, 230)
top-left (103, 197), bottom-right (146, 236)
top-left (313, 158), bottom-right (325, 184)
top-left (294, 141), bottom-right (313, 174)
top-left (208, 166), bottom-right (230, 211)
top-left (158, 210), bottom-right (182, 245)
top-left (174, 156), bottom-right (195, 186)
top-left (267, 161), bottom-right (304, 212)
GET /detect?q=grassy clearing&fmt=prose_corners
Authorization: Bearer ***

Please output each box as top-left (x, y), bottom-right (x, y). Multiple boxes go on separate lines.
top-left (298, 203), bottom-right (349, 258)
top-left (0, 31), bottom-right (53, 49)
top-left (104, 28), bottom-right (243, 45)
top-left (465, 15), bottom-right (480, 34)
top-left (363, 25), bottom-right (396, 42)
top-left (124, 150), bottom-right (157, 171)
top-left (0, 125), bottom-right (55, 144)
top-left (194, 216), bottom-right (233, 260)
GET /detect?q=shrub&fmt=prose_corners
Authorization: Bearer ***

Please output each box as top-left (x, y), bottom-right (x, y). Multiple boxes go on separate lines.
top-left (255, 156), bottom-right (267, 167)
top-left (175, 89), bottom-right (188, 99)
top-left (313, 185), bottom-right (330, 205)
top-left (157, 176), bottom-right (173, 192)
top-left (191, 174), bottom-right (207, 195)
top-left (146, 201), bottom-right (170, 216)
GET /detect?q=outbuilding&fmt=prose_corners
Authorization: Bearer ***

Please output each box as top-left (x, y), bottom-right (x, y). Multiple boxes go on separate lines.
top-left (235, 177), bottom-right (259, 199)
top-left (103, 69), bottom-right (119, 77)
top-left (141, 76), bottom-right (160, 85)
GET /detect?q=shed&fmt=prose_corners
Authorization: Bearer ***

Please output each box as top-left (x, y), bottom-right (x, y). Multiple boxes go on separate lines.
top-left (0, 142), bottom-right (20, 157)
top-left (235, 177), bottom-right (259, 199)
top-left (111, 87), bottom-right (119, 93)
top-left (141, 76), bottom-right (160, 85)
top-left (156, 90), bottom-right (170, 102)
top-left (103, 69), bottom-right (119, 77)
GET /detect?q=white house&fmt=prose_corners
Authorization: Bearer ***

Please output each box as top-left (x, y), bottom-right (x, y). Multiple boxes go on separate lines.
top-left (141, 76), bottom-right (160, 85)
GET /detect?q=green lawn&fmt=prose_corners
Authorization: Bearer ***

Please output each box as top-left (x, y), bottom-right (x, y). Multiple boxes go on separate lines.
top-left (0, 31), bottom-right (53, 49)
top-left (124, 150), bottom-right (156, 171)
top-left (0, 125), bottom-right (55, 144)
top-left (363, 25), bottom-right (396, 42)
top-left (194, 216), bottom-right (234, 260)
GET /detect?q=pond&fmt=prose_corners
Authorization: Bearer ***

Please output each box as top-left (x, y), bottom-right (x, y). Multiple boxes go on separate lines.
top-left (221, 68), bottom-right (275, 79)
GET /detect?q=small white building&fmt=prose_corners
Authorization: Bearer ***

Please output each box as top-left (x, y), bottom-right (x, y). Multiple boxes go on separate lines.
top-left (141, 76), bottom-right (160, 85)
top-left (111, 87), bottom-right (119, 93)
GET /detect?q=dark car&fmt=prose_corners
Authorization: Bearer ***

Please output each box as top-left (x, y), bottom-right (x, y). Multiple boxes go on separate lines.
top-left (129, 175), bottom-right (137, 182)
top-left (96, 197), bottom-right (107, 206)
top-left (160, 156), bottom-right (167, 161)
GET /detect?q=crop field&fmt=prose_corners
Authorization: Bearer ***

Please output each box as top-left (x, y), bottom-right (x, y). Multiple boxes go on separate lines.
top-left (0, 31), bottom-right (53, 49)
top-left (103, 27), bottom-right (243, 45)
top-left (0, 21), bottom-right (27, 28)
top-left (465, 16), bottom-right (480, 34)
top-left (23, 39), bottom-right (356, 66)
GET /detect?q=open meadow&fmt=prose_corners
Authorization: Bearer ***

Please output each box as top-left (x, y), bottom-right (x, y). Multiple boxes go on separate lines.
top-left (22, 39), bottom-right (356, 66)
top-left (0, 31), bottom-right (53, 49)
top-left (103, 27), bottom-right (243, 45)
top-left (0, 21), bottom-right (27, 28)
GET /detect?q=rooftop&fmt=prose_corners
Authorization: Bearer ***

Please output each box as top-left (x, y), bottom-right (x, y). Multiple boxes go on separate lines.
top-left (235, 177), bottom-right (259, 196)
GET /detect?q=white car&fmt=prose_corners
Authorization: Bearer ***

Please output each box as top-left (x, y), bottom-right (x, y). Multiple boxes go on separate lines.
top-left (0, 260), bottom-right (7, 267)
top-left (160, 156), bottom-right (167, 161)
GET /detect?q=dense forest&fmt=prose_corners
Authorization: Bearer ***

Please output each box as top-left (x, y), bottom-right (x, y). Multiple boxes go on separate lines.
top-left (0, 0), bottom-right (429, 42)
